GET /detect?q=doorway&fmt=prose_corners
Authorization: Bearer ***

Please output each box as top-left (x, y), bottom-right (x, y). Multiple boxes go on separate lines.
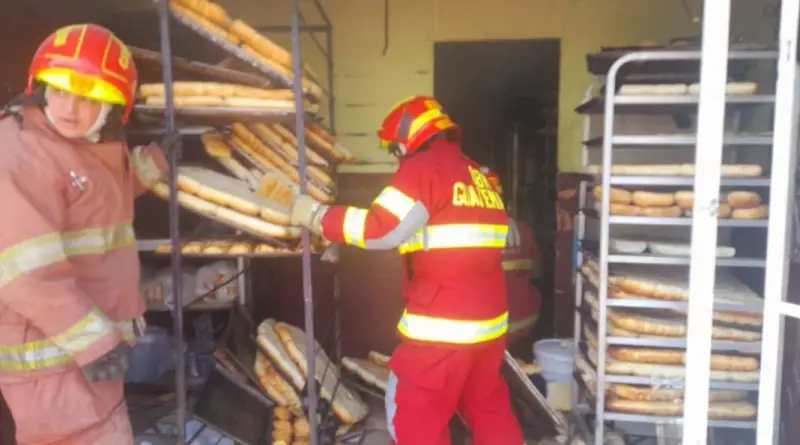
top-left (434, 39), bottom-right (561, 346)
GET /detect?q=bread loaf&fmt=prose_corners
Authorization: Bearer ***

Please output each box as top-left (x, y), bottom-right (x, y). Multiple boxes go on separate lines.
top-left (275, 322), bottom-right (369, 424)
top-left (607, 399), bottom-right (756, 419)
top-left (256, 319), bottom-right (306, 390)
top-left (342, 357), bottom-right (390, 391)
top-left (139, 82), bottom-right (295, 100)
top-left (169, 2), bottom-right (237, 45)
top-left (726, 191), bottom-right (761, 209)
top-left (631, 191), bottom-right (674, 207)
top-left (170, 0), bottom-right (230, 27)
top-left (144, 95), bottom-right (297, 110)
top-left (254, 352), bottom-right (303, 416)
top-left (270, 124), bottom-right (330, 168)
top-left (593, 186), bottom-right (631, 204)
top-left (305, 123), bottom-right (354, 163)
top-left (732, 205), bottom-right (768, 220)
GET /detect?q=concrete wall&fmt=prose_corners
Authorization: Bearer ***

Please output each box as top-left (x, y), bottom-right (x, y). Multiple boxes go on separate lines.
top-left (219, 0), bottom-right (775, 173)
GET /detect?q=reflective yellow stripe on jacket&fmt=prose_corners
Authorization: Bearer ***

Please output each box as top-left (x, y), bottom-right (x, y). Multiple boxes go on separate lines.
top-left (0, 222), bottom-right (135, 287)
top-left (398, 224), bottom-right (508, 254)
top-left (398, 310), bottom-right (509, 344)
top-left (0, 222), bottom-right (136, 371)
top-left (502, 259), bottom-right (534, 271)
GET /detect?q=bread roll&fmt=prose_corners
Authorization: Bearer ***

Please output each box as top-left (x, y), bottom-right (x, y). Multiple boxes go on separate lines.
top-left (674, 190), bottom-right (694, 209)
top-left (273, 406), bottom-right (292, 421)
top-left (169, 3), bottom-right (236, 45)
top-left (631, 191), bottom-right (674, 207)
top-left (732, 205), bottom-right (768, 220)
top-left (154, 244), bottom-right (172, 254)
top-left (293, 418), bottom-right (310, 438)
top-left (638, 206), bottom-right (682, 218)
top-left (170, 0), bottom-right (230, 27)
top-left (229, 242), bottom-right (253, 254)
top-left (608, 203), bottom-right (639, 216)
top-left (593, 185), bottom-right (631, 204)
top-left (726, 191), bottom-right (761, 209)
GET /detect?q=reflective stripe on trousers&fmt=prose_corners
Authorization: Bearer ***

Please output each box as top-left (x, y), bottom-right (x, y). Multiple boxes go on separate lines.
top-left (398, 224), bottom-right (508, 254)
top-left (386, 371), bottom-right (399, 443)
top-left (0, 318), bottom-right (141, 372)
top-left (397, 311), bottom-right (508, 344)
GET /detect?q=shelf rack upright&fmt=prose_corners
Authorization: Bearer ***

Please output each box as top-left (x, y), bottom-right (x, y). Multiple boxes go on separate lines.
top-left (150, 0), bottom-right (335, 443)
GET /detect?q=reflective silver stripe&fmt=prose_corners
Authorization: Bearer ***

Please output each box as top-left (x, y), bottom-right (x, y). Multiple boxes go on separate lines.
top-left (52, 308), bottom-right (117, 354)
top-left (342, 208), bottom-right (368, 247)
top-left (0, 223), bottom-right (135, 288)
top-left (397, 224), bottom-right (508, 254)
top-left (374, 186), bottom-right (416, 219)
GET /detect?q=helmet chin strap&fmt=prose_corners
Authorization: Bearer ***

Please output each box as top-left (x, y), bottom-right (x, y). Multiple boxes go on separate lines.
top-left (44, 86), bottom-right (112, 142)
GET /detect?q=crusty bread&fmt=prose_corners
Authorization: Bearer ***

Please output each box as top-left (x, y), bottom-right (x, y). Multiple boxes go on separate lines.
top-left (151, 182), bottom-right (301, 240)
top-left (139, 82), bottom-right (294, 100)
top-left (726, 191), bottom-right (761, 209)
top-left (270, 124), bottom-right (330, 168)
top-left (248, 123), bottom-right (334, 188)
top-left (732, 205), bottom-right (768, 220)
top-left (169, 2), bottom-right (237, 45)
top-left (607, 399), bottom-right (757, 419)
top-left (607, 384), bottom-right (748, 403)
top-left (608, 347), bottom-right (758, 371)
top-left (601, 203), bottom-right (682, 217)
top-left (256, 319), bottom-right (306, 390)
top-left (144, 95), bottom-right (298, 110)
top-left (177, 166), bottom-right (292, 226)
top-left (228, 20), bottom-right (293, 71)
top-left (631, 191), bottom-right (675, 207)
top-left (618, 84), bottom-right (687, 96)
top-left (275, 322), bottom-right (369, 425)
top-left (342, 357), bottom-right (390, 391)
top-left (254, 352), bottom-right (303, 416)
top-left (305, 123), bottom-right (353, 163)
top-left (170, 0), bottom-right (231, 27)
top-left (593, 186), bottom-right (631, 204)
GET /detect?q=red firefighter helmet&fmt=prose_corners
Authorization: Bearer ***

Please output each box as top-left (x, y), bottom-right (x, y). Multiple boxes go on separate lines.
top-left (378, 96), bottom-right (460, 156)
top-left (480, 167), bottom-right (504, 195)
top-left (27, 24), bottom-right (138, 123)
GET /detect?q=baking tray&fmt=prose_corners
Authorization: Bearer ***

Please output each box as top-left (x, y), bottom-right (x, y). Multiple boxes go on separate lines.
top-left (502, 351), bottom-right (567, 439)
top-left (221, 304), bottom-right (263, 390)
top-left (129, 46), bottom-right (273, 88)
top-left (135, 104), bottom-right (302, 124)
top-left (193, 363), bottom-right (274, 445)
top-left (170, 7), bottom-right (292, 87)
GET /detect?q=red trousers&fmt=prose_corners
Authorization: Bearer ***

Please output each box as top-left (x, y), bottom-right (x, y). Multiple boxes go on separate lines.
top-left (386, 340), bottom-right (523, 445)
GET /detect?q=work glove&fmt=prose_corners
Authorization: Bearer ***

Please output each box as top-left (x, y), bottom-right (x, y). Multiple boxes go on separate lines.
top-left (321, 244), bottom-right (340, 263)
top-left (131, 145), bottom-right (164, 187)
top-left (290, 194), bottom-right (328, 235)
top-left (506, 218), bottom-right (522, 248)
top-left (82, 341), bottom-right (132, 383)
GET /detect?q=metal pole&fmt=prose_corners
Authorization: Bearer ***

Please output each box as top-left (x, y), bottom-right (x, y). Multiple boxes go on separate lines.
top-left (325, 27), bottom-right (335, 133)
top-left (155, 0), bottom-right (186, 442)
top-left (290, 0), bottom-right (319, 442)
top-left (756, 0), bottom-right (800, 443)
top-left (681, 1), bottom-right (731, 443)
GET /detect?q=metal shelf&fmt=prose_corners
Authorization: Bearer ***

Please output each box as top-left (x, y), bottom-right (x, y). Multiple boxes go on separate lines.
top-left (605, 336), bottom-right (762, 353)
top-left (603, 297), bottom-right (763, 313)
top-left (601, 374), bottom-right (760, 391)
top-left (606, 253), bottom-right (765, 267)
top-left (607, 215), bottom-right (769, 227)
top-left (601, 175), bottom-right (772, 187)
top-left (575, 95), bottom-right (775, 115)
top-left (601, 412), bottom-right (757, 430)
top-left (585, 134), bottom-right (773, 147)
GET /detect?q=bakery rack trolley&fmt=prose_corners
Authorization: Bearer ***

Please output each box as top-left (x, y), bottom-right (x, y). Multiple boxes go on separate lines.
top-left (143, 0), bottom-right (335, 443)
top-left (569, 16), bottom-right (798, 445)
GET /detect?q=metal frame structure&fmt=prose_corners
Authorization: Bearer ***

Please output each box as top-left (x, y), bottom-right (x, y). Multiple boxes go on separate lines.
top-left (150, 0), bottom-right (334, 443)
top-left (570, 3), bottom-right (800, 441)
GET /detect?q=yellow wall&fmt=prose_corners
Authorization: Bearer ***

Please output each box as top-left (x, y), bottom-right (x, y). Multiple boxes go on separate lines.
top-left (218, 0), bottom-right (774, 172)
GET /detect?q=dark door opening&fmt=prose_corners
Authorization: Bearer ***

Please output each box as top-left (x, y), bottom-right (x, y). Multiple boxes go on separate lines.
top-left (434, 39), bottom-right (561, 348)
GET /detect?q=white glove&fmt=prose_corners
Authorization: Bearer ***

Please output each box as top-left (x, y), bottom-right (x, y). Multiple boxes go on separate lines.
top-left (131, 145), bottom-right (163, 186)
top-left (506, 217), bottom-right (522, 248)
top-left (290, 194), bottom-right (328, 234)
top-left (321, 245), bottom-right (340, 263)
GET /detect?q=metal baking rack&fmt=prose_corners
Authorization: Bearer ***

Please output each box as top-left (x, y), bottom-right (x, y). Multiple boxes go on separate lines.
top-left (135, 0), bottom-right (339, 443)
top-left (134, 104), bottom-right (310, 124)
top-left (570, 46), bottom-right (788, 445)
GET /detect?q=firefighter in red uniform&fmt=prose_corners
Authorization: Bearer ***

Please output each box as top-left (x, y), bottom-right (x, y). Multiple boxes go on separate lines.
top-left (291, 96), bottom-right (524, 445)
top-left (482, 169), bottom-right (543, 354)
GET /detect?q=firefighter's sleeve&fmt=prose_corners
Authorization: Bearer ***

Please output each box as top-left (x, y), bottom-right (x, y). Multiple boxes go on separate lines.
top-left (0, 171), bottom-right (123, 366)
top-left (320, 166), bottom-right (429, 250)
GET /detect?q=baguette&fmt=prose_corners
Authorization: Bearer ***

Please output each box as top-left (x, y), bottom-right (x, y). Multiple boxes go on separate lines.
top-left (231, 124), bottom-right (334, 203)
top-left (229, 19), bottom-right (294, 71)
top-left (170, 0), bottom-right (230, 27)
top-left (342, 357), bottom-right (390, 391)
top-left (726, 191), bottom-right (761, 209)
top-left (732, 205), bottom-right (768, 220)
top-left (139, 82), bottom-right (295, 101)
top-left (305, 124), bottom-right (348, 163)
top-left (275, 322), bottom-right (369, 424)
top-left (144, 95), bottom-right (296, 110)
top-left (607, 384), bottom-right (748, 402)
top-left (593, 186), bottom-right (631, 204)
top-left (271, 124), bottom-right (330, 168)
top-left (607, 399), bottom-right (756, 419)
top-left (254, 352), bottom-right (303, 416)
top-left (256, 319), bottom-right (306, 390)
top-left (169, 2), bottom-right (237, 45)
top-left (202, 132), bottom-right (262, 189)
top-left (248, 124), bottom-right (334, 187)
top-left (631, 191), bottom-right (674, 207)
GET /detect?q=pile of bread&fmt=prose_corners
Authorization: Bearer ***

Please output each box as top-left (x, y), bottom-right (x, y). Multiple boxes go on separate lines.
top-left (271, 405), bottom-right (316, 445)
top-left (253, 320), bottom-right (370, 431)
top-left (168, 0), bottom-right (323, 99)
top-left (153, 239), bottom-right (326, 256)
top-left (577, 260), bottom-right (762, 419)
top-left (594, 186), bottom-right (767, 220)
top-left (138, 82), bottom-right (319, 114)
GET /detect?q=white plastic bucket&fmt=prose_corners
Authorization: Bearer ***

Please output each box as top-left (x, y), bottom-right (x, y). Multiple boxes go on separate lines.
top-left (534, 338), bottom-right (574, 382)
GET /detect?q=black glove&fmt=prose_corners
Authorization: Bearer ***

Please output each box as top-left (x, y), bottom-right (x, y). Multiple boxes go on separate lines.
top-left (81, 342), bottom-right (132, 383)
